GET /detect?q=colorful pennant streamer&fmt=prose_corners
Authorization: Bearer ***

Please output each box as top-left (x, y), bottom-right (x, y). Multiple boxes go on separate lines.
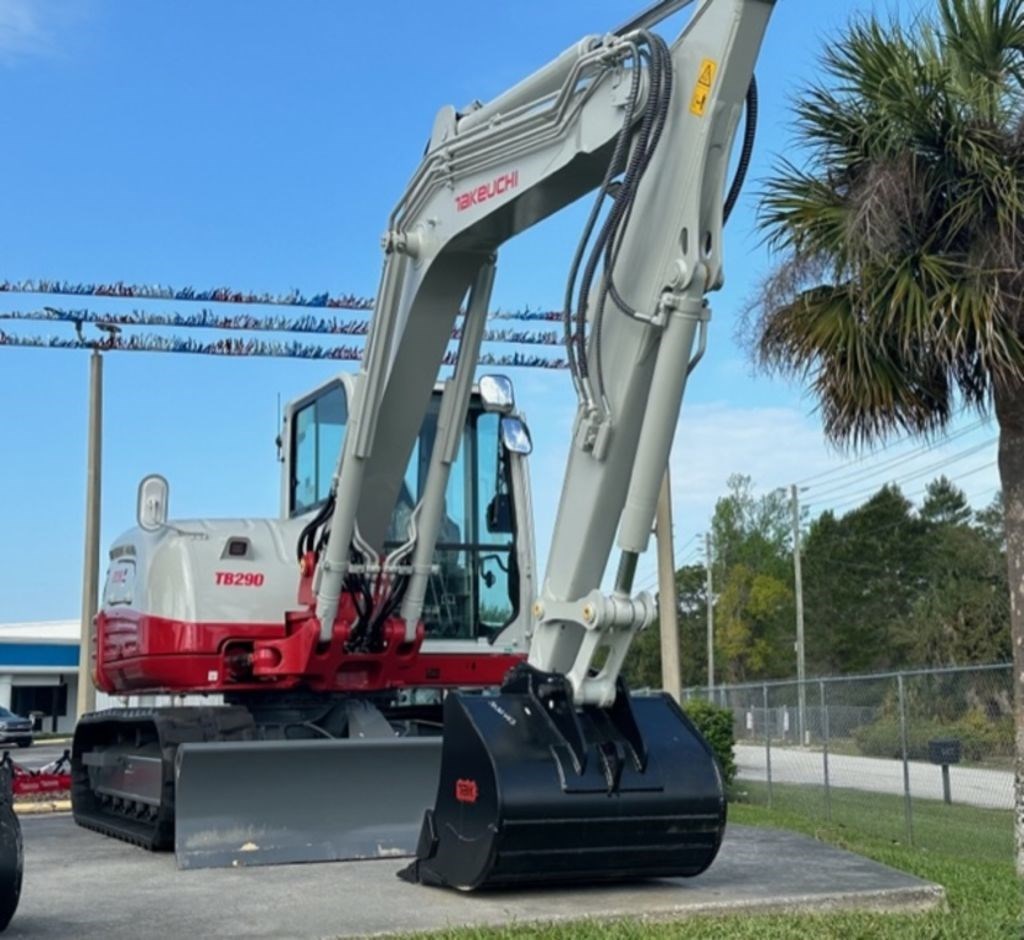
top-left (0, 279), bottom-right (563, 323)
top-left (0, 307), bottom-right (562, 347)
top-left (0, 329), bottom-right (568, 370)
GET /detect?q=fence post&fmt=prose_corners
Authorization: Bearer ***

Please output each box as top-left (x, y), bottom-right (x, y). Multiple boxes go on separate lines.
top-left (820, 679), bottom-right (831, 822)
top-left (896, 672), bottom-right (914, 846)
top-left (762, 682), bottom-right (773, 809)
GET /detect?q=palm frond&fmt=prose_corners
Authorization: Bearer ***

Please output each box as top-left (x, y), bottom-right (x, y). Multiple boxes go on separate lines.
top-left (748, 0), bottom-right (1024, 448)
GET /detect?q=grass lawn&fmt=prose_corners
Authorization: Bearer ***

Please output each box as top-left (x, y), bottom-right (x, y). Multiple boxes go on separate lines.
top-left (395, 792), bottom-right (1020, 939)
top-left (738, 780), bottom-right (1012, 865)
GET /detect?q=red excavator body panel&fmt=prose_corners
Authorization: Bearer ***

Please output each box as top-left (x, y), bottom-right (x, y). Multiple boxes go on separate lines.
top-left (94, 606), bottom-right (522, 695)
top-left (94, 559), bottom-right (524, 696)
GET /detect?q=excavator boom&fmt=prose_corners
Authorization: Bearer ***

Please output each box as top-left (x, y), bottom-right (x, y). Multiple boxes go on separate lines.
top-left (385, 0), bottom-right (774, 892)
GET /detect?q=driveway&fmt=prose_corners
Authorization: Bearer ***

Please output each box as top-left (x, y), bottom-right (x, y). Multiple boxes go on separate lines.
top-left (735, 744), bottom-right (1012, 810)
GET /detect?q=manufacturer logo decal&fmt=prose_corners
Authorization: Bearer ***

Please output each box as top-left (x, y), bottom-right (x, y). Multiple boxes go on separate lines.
top-left (215, 571), bottom-right (266, 587)
top-left (455, 170), bottom-right (520, 212)
top-left (488, 700), bottom-right (517, 726)
top-left (455, 779), bottom-right (479, 804)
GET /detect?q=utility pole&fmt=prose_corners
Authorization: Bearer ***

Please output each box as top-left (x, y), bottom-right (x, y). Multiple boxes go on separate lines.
top-left (76, 348), bottom-right (103, 721)
top-left (791, 483), bottom-right (806, 745)
top-left (705, 532), bottom-right (714, 696)
top-left (655, 471), bottom-right (681, 703)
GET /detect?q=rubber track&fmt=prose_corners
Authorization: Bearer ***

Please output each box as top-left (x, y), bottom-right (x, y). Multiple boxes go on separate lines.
top-left (71, 706), bottom-right (255, 851)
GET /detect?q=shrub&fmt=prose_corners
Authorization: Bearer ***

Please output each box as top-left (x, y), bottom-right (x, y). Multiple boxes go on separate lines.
top-left (683, 698), bottom-right (736, 786)
top-left (852, 708), bottom-right (1013, 762)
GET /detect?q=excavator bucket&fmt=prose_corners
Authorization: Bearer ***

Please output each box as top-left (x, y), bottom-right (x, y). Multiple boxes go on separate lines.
top-left (174, 737), bottom-right (442, 869)
top-left (400, 666), bottom-right (725, 891)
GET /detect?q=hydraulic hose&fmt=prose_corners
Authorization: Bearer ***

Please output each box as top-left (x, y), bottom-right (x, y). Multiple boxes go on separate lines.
top-left (723, 76), bottom-right (758, 225)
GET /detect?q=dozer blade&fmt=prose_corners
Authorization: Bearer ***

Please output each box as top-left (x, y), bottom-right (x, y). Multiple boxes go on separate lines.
top-left (401, 665), bottom-right (726, 891)
top-left (174, 737), bottom-right (442, 870)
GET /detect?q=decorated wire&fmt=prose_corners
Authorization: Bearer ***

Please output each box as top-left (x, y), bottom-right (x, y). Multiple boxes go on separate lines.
top-left (0, 307), bottom-right (561, 347)
top-left (0, 329), bottom-right (568, 369)
top-left (0, 280), bottom-right (562, 323)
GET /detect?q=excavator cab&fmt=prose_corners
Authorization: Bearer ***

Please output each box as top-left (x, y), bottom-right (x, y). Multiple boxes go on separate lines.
top-left (283, 373), bottom-right (533, 649)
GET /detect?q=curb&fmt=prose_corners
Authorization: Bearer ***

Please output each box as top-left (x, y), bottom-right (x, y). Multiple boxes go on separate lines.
top-left (15, 799), bottom-right (71, 815)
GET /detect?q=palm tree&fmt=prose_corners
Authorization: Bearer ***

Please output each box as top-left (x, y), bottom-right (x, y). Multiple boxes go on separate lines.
top-left (746, 0), bottom-right (1024, 874)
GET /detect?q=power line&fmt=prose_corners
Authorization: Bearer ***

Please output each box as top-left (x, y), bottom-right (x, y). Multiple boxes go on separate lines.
top-left (800, 419), bottom-right (988, 496)
top-left (805, 438), bottom-right (997, 509)
top-left (792, 407), bottom-right (975, 487)
top-left (824, 459), bottom-right (997, 514)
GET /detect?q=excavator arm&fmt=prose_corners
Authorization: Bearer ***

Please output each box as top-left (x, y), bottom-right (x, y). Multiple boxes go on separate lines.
top-left (302, 0), bottom-right (776, 891)
top-left (315, 0), bottom-right (773, 693)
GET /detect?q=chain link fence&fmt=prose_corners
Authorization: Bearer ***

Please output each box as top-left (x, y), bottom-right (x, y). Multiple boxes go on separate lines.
top-left (684, 663), bottom-right (1013, 863)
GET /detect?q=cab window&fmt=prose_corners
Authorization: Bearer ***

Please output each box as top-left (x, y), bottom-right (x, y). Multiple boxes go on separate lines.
top-left (387, 405), bottom-right (518, 641)
top-left (290, 384), bottom-right (348, 514)
top-left (289, 385), bottom-right (518, 641)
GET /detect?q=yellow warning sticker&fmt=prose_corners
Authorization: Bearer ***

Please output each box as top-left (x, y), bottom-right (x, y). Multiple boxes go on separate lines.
top-left (690, 58), bottom-right (718, 117)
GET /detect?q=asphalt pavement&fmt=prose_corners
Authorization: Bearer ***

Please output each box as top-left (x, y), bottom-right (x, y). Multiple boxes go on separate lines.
top-left (6, 814), bottom-right (942, 939)
top-left (736, 744), bottom-right (1013, 810)
top-left (5, 744), bottom-right (69, 772)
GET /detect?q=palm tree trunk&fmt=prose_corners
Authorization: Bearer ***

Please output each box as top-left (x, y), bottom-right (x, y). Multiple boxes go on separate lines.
top-left (994, 378), bottom-right (1024, 878)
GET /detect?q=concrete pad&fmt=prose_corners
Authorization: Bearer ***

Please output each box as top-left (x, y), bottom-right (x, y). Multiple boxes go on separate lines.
top-left (9, 815), bottom-right (943, 939)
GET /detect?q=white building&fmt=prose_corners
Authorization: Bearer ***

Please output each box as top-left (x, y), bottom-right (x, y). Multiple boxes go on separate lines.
top-left (0, 621), bottom-right (82, 733)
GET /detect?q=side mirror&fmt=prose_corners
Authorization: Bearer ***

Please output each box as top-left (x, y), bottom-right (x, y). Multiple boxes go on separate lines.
top-left (500, 416), bottom-right (532, 455)
top-left (137, 475), bottom-right (169, 531)
top-left (486, 493), bottom-right (513, 534)
top-left (479, 375), bottom-right (515, 414)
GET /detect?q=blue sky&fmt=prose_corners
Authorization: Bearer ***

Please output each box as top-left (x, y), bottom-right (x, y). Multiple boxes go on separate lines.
top-left (0, 0), bottom-right (998, 622)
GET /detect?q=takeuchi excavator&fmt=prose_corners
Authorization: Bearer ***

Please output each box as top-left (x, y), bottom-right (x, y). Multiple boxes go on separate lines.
top-left (71, 0), bottom-right (775, 889)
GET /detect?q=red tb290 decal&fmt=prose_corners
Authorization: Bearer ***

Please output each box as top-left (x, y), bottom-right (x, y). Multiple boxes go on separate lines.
top-left (215, 572), bottom-right (266, 587)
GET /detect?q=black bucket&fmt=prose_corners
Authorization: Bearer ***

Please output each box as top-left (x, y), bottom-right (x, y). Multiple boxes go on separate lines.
top-left (400, 664), bottom-right (725, 891)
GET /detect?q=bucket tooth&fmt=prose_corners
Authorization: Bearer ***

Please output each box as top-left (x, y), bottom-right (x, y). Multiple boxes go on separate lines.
top-left (400, 666), bottom-right (726, 891)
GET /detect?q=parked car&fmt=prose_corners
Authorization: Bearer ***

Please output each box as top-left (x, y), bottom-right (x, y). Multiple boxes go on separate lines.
top-left (0, 710), bottom-right (32, 748)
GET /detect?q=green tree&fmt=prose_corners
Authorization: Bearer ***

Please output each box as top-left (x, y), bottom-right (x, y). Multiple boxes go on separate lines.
top-left (745, 0), bottom-right (1024, 873)
top-left (921, 476), bottom-right (973, 527)
top-left (711, 475), bottom-right (790, 580)
top-left (708, 476), bottom-right (794, 682)
top-left (802, 484), bottom-right (927, 675)
top-left (976, 491), bottom-right (1005, 548)
top-left (895, 522), bottom-right (1010, 666)
top-left (716, 563), bottom-right (793, 682)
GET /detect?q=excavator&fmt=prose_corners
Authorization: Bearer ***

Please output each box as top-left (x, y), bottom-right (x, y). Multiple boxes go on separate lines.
top-left (69, 0), bottom-right (775, 891)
